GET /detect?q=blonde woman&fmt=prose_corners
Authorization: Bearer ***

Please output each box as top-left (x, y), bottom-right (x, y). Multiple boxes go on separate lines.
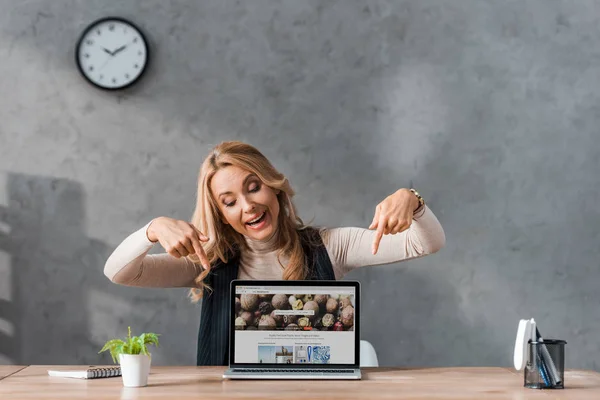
top-left (104, 141), bottom-right (446, 365)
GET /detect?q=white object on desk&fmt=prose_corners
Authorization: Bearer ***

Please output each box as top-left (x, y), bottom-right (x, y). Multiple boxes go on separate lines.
top-left (119, 354), bottom-right (151, 387)
top-left (47, 366), bottom-right (121, 379)
top-left (513, 319), bottom-right (533, 371)
top-left (360, 340), bottom-right (379, 367)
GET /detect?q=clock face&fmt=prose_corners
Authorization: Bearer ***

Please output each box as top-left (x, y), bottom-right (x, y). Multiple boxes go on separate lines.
top-left (76, 17), bottom-right (149, 90)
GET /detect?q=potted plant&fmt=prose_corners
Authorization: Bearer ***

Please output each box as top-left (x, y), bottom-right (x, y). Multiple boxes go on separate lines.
top-left (99, 326), bottom-right (160, 387)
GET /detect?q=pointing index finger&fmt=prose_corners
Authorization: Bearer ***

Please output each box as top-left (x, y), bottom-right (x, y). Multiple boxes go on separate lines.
top-left (195, 244), bottom-right (210, 270)
top-left (192, 226), bottom-right (209, 242)
top-left (189, 229), bottom-right (210, 269)
top-left (372, 215), bottom-right (386, 254)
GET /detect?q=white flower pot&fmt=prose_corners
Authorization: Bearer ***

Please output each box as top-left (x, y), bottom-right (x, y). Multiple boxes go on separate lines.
top-left (119, 354), bottom-right (151, 387)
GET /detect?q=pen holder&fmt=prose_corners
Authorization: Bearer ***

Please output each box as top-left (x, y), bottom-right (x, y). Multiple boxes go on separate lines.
top-left (524, 339), bottom-right (566, 389)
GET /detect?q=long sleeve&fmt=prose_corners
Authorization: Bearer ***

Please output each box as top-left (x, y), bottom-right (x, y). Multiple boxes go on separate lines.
top-left (103, 221), bottom-right (204, 288)
top-left (320, 205), bottom-right (446, 279)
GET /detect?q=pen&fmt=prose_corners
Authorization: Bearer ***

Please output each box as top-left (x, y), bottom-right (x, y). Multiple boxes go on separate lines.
top-left (530, 319), bottom-right (550, 387)
top-left (535, 327), bottom-right (561, 385)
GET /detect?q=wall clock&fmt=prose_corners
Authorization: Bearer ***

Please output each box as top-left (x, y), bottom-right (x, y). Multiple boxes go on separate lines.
top-left (75, 17), bottom-right (149, 90)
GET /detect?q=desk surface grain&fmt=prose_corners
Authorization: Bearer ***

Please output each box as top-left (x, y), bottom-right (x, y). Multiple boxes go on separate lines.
top-left (1, 366), bottom-right (599, 399)
top-left (0, 366), bottom-right (26, 381)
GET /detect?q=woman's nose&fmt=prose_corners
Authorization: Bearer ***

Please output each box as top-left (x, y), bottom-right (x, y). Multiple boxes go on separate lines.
top-left (241, 198), bottom-right (256, 213)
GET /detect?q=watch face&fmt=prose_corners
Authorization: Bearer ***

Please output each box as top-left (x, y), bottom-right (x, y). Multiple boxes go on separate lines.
top-left (75, 17), bottom-right (149, 90)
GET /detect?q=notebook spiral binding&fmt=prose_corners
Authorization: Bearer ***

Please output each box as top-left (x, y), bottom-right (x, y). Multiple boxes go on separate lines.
top-left (89, 367), bottom-right (121, 378)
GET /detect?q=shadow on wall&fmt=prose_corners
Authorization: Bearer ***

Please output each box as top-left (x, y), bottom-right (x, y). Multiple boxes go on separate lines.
top-left (0, 175), bottom-right (18, 363)
top-left (0, 173), bottom-right (21, 364)
top-left (0, 173), bottom-right (200, 366)
top-left (0, 173), bottom-right (113, 364)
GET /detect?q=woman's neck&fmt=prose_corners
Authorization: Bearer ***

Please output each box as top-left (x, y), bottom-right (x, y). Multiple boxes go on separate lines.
top-left (243, 227), bottom-right (281, 254)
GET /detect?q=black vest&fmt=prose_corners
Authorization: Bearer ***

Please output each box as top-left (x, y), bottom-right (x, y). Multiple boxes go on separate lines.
top-left (196, 228), bottom-right (336, 366)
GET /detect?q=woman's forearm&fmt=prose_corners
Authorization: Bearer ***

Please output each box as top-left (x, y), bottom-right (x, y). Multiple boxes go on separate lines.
top-left (322, 205), bottom-right (446, 279)
top-left (104, 222), bottom-right (202, 288)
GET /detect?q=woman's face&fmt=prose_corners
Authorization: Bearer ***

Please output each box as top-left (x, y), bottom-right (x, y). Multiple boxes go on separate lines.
top-left (210, 165), bottom-right (280, 241)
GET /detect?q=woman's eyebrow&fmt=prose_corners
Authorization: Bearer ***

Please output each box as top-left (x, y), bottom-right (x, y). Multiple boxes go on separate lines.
top-left (218, 173), bottom-right (257, 198)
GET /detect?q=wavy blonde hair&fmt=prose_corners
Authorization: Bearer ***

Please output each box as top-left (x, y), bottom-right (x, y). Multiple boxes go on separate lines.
top-left (187, 141), bottom-right (309, 302)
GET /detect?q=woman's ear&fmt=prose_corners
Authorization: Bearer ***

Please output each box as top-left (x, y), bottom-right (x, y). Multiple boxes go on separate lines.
top-left (274, 188), bottom-right (281, 195)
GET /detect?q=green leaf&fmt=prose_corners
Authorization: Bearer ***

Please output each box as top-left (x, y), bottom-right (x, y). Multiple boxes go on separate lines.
top-left (144, 333), bottom-right (160, 347)
top-left (98, 339), bottom-right (127, 364)
top-left (127, 326), bottom-right (134, 353)
top-left (111, 343), bottom-right (124, 363)
top-left (131, 339), bottom-right (141, 355)
top-left (98, 339), bottom-right (125, 354)
top-left (98, 328), bottom-right (161, 363)
top-left (136, 335), bottom-right (144, 354)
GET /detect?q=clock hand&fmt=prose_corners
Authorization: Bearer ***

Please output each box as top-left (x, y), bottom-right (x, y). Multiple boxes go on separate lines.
top-left (111, 44), bottom-right (127, 56)
top-left (99, 54), bottom-right (113, 71)
top-left (101, 47), bottom-right (113, 56)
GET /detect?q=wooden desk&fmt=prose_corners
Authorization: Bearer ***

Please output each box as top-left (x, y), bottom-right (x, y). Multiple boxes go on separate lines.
top-left (0, 366), bottom-right (26, 381)
top-left (1, 366), bottom-right (600, 399)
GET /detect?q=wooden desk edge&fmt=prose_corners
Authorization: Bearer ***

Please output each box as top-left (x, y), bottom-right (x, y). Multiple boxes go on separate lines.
top-left (0, 366), bottom-right (28, 381)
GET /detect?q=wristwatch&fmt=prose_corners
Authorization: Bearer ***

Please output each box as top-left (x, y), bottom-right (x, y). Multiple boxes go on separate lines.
top-left (410, 188), bottom-right (425, 210)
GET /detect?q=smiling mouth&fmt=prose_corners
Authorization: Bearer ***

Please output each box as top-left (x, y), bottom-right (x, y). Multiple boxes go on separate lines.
top-left (246, 212), bottom-right (266, 226)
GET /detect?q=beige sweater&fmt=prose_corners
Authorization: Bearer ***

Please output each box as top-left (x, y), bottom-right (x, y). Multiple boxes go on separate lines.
top-left (103, 205), bottom-right (445, 288)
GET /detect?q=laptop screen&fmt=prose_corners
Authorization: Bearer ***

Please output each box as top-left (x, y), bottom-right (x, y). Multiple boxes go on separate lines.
top-left (231, 282), bottom-right (358, 366)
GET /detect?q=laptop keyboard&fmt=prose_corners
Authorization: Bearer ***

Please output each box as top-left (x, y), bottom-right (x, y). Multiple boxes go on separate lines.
top-left (233, 369), bottom-right (354, 374)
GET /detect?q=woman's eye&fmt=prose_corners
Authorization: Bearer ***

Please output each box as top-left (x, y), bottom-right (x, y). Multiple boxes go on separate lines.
top-left (249, 183), bottom-right (260, 192)
top-left (225, 200), bottom-right (236, 208)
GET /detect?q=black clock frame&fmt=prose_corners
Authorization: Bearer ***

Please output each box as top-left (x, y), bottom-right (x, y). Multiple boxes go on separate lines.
top-left (75, 16), bottom-right (150, 91)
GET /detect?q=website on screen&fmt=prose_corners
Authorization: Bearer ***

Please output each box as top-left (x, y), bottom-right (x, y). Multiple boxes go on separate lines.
top-left (233, 285), bottom-right (356, 364)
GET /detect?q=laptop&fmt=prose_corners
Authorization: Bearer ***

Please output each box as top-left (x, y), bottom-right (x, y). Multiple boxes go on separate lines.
top-left (223, 280), bottom-right (361, 380)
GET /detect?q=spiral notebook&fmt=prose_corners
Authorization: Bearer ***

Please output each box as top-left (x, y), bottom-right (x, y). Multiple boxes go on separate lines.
top-left (47, 366), bottom-right (121, 379)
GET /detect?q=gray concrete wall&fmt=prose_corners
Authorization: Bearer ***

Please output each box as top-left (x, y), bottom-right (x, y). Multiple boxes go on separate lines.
top-left (1, 0), bottom-right (599, 369)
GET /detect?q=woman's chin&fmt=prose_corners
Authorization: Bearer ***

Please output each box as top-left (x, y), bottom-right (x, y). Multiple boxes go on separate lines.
top-left (245, 226), bottom-right (274, 241)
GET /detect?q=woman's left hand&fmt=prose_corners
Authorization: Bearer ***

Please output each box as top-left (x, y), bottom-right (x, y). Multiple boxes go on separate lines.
top-left (368, 188), bottom-right (420, 254)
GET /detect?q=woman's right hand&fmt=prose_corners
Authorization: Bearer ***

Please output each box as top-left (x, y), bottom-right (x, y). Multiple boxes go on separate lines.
top-left (146, 217), bottom-right (210, 270)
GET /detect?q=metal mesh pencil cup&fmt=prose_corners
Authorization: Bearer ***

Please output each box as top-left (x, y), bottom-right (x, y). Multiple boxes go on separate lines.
top-left (524, 339), bottom-right (566, 389)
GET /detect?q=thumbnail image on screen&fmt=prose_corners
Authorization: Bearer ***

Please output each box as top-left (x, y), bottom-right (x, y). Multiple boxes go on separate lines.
top-left (234, 293), bottom-right (354, 332)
